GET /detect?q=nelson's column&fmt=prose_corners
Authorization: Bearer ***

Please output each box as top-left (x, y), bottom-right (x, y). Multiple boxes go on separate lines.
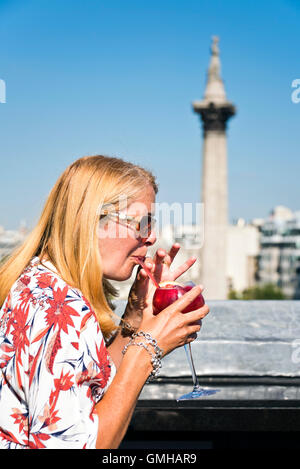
top-left (193, 36), bottom-right (236, 300)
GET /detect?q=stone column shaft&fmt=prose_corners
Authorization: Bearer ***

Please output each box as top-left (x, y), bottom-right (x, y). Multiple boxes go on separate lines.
top-left (201, 130), bottom-right (228, 299)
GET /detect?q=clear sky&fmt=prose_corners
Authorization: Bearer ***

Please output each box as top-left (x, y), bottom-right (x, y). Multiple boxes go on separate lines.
top-left (0, 0), bottom-right (299, 229)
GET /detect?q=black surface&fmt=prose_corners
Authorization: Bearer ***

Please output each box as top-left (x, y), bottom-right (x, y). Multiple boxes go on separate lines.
top-left (121, 430), bottom-right (300, 449)
top-left (121, 393), bottom-right (300, 449)
top-left (152, 374), bottom-right (300, 386)
top-left (132, 399), bottom-right (300, 432)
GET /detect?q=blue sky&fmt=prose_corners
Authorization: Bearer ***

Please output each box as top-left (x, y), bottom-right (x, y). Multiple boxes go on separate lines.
top-left (0, 0), bottom-right (299, 229)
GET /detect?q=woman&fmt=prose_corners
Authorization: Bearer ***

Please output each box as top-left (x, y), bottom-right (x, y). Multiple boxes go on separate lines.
top-left (0, 155), bottom-right (209, 449)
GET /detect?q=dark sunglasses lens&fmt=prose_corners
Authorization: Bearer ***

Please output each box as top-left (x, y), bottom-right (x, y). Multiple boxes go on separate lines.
top-left (139, 215), bottom-right (155, 237)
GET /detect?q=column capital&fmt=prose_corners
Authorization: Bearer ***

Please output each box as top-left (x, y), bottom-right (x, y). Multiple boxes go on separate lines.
top-left (193, 101), bottom-right (236, 132)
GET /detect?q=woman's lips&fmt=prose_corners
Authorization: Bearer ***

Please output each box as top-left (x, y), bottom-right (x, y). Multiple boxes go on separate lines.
top-left (132, 255), bottom-right (146, 263)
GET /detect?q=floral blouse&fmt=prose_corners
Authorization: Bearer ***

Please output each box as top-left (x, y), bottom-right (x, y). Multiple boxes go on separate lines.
top-left (0, 257), bottom-right (116, 449)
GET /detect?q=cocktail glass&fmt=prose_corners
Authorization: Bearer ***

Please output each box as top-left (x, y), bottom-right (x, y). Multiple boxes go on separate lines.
top-left (152, 281), bottom-right (219, 400)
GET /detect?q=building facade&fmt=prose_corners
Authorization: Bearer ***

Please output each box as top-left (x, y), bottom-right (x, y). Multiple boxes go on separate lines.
top-left (226, 219), bottom-right (260, 294)
top-left (257, 206), bottom-right (300, 299)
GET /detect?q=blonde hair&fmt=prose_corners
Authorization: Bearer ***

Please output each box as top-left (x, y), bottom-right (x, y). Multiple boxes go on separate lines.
top-left (0, 155), bottom-right (158, 338)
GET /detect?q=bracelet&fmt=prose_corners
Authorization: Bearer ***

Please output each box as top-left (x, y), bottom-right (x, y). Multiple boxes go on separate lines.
top-left (131, 331), bottom-right (163, 359)
top-left (122, 341), bottom-right (162, 383)
top-left (122, 331), bottom-right (163, 383)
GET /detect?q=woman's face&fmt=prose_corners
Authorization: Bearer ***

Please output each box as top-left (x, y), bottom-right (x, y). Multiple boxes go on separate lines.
top-left (97, 185), bottom-right (157, 281)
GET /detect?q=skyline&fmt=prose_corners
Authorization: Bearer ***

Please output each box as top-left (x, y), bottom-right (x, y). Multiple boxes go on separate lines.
top-left (0, 0), bottom-right (299, 230)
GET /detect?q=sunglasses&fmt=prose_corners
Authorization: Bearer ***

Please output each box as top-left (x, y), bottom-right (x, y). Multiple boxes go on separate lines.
top-left (100, 210), bottom-right (156, 238)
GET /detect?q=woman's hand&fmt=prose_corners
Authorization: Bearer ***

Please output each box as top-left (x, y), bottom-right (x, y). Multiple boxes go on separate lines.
top-left (124, 243), bottom-right (197, 328)
top-left (108, 243), bottom-right (199, 368)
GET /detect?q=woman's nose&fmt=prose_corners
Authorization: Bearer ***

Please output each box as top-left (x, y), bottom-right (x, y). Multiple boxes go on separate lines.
top-left (143, 228), bottom-right (157, 246)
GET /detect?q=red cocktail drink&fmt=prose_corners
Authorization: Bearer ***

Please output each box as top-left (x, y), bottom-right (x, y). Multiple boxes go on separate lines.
top-left (153, 282), bottom-right (205, 315)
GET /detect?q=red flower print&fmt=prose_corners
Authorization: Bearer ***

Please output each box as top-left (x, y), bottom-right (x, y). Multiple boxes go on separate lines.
top-left (76, 363), bottom-right (95, 387)
top-left (54, 370), bottom-right (74, 392)
top-left (47, 370), bottom-right (74, 419)
top-left (20, 275), bottom-right (30, 286)
top-left (18, 287), bottom-right (33, 306)
top-left (0, 343), bottom-right (14, 369)
top-left (36, 272), bottom-right (53, 289)
top-left (38, 404), bottom-right (60, 431)
top-left (28, 344), bottom-right (43, 387)
top-left (75, 340), bottom-right (111, 401)
top-left (10, 304), bottom-right (30, 388)
top-left (2, 292), bottom-right (11, 314)
top-left (29, 432), bottom-right (51, 449)
top-left (94, 340), bottom-right (111, 388)
top-left (10, 408), bottom-right (29, 434)
top-left (45, 330), bottom-right (62, 375)
top-left (0, 427), bottom-right (22, 445)
top-left (11, 304), bottom-right (30, 359)
top-left (45, 285), bottom-right (80, 334)
top-left (80, 311), bottom-right (94, 332)
top-left (0, 354), bottom-right (12, 368)
top-left (76, 363), bottom-right (101, 401)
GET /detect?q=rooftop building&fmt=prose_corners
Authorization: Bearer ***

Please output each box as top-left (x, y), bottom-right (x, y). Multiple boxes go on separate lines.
top-left (257, 206), bottom-right (300, 299)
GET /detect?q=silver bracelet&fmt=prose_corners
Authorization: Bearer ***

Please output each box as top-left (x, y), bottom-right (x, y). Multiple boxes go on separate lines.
top-left (122, 331), bottom-right (163, 383)
top-left (132, 331), bottom-right (163, 359)
top-left (122, 341), bottom-right (162, 383)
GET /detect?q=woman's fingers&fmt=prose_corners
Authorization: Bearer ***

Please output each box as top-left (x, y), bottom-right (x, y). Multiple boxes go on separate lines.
top-left (137, 259), bottom-right (155, 280)
top-left (153, 249), bottom-right (166, 281)
top-left (139, 244), bottom-right (197, 285)
top-left (164, 243), bottom-right (181, 267)
top-left (166, 285), bottom-right (204, 313)
top-left (182, 316), bottom-right (205, 345)
top-left (152, 243), bottom-right (180, 276)
top-left (153, 248), bottom-right (166, 263)
top-left (184, 304), bottom-right (210, 322)
top-left (171, 256), bottom-right (197, 280)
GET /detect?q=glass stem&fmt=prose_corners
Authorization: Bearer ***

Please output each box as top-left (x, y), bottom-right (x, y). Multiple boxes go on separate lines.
top-left (184, 343), bottom-right (200, 389)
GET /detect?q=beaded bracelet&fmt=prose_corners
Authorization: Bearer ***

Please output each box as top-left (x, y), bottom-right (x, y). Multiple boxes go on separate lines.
top-left (122, 331), bottom-right (163, 383)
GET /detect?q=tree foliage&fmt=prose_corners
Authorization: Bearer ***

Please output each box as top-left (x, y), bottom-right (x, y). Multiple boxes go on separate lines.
top-left (228, 283), bottom-right (286, 300)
